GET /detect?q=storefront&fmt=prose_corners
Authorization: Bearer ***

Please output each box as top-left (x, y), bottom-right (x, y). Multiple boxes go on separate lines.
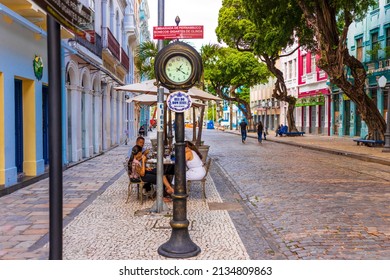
top-left (296, 89), bottom-right (328, 134)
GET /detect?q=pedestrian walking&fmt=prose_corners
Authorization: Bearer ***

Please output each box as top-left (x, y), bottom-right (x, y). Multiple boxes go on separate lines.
top-left (257, 121), bottom-right (264, 143)
top-left (263, 126), bottom-right (268, 140)
top-left (239, 119), bottom-right (248, 143)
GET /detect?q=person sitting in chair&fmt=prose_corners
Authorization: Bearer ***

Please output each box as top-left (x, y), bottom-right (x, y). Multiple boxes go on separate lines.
top-left (185, 141), bottom-right (206, 181)
top-left (128, 145), bottom-right (174, 202)
top-left (127, 136), bottom-right (150, 158)
top-left (277, 125), bottom-right (288, 136)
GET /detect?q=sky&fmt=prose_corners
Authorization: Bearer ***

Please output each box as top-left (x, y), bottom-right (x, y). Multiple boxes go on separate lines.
top-left (147, 0), bottom-right (223, 51)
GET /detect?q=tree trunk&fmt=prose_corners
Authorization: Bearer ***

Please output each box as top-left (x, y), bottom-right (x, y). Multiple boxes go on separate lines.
top-left (297, 1), bottom-right (386, 139)
top-left (286, 100), bottom-right (297, 132)
top-left (229, 102), bottom-right (233, 130)
top-left (215, 87), bottom-right (254, 131)
top-left (264, 55), bottom-right (299, 132)
top-left (319, 50), bottom-right (386, 139)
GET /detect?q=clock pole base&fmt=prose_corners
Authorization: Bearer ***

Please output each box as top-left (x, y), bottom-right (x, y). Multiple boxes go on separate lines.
top-left (158, 229), bottom-right (201, 258)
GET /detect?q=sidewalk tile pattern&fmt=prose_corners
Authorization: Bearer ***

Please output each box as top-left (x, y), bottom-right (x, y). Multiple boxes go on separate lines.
top-left (62, 172), bottom-right (249, 260)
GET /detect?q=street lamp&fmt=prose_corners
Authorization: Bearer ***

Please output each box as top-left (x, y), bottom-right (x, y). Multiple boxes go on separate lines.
top-left (378, 76), bottom-right (390, 152)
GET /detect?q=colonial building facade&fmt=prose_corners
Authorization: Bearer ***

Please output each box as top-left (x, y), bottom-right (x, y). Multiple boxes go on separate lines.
top-left (251, 1), bottom-right (389, 137)
top-left (0, 0), bottom-right (148, 189)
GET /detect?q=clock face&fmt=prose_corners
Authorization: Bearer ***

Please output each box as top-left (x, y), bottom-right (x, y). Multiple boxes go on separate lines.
top-left (164, 55), bottom-right (192, 84)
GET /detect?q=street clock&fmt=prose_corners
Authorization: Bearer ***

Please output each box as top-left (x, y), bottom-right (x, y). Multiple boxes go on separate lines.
top-left (154, 41), bottom-right (203, 91)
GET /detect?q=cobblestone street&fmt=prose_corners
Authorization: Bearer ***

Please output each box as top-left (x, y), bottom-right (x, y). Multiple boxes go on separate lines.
top-left (204, 129), bottom-right (390, 259)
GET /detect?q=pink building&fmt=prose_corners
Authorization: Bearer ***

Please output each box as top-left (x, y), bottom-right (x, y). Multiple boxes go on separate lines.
top-left (296, 48), bottom-right (331, 135)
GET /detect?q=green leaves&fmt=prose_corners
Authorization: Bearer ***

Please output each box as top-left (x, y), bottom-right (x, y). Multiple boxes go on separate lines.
top-left (201, 44), bottom-right (270, 104)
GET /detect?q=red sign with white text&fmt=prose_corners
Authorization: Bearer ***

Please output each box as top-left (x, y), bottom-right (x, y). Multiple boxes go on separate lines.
top-left (153, 26), bottom-right (204, 39)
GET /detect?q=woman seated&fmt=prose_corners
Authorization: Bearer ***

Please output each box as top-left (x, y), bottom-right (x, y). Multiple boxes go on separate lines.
top-left (185, 141), bottom-right (206, 181)
top-left (128, 145), bottom-right (174, 201)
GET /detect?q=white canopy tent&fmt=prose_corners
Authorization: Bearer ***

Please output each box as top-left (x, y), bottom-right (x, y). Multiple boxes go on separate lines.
top-left (115, 79), bottom-right (222, 101)
top-left (117, 80), bottom-right (219, 146)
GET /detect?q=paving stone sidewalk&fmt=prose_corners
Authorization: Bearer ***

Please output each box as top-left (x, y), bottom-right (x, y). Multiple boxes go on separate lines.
top-left (0, 138), bottom-right (249, 260)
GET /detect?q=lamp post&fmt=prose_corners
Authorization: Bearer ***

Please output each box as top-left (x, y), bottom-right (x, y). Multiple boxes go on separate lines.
top-left (378, 76), bottom-right (390, 152)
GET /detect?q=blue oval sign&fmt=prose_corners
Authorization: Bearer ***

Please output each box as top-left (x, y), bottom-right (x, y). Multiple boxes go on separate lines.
top-left (166, 91), bottom-right (192, 113)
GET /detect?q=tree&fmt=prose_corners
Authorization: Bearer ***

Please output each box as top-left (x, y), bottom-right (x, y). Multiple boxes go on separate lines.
top-left (135, 40), bottom-right (171, 80)
top-left (201, 44), bottom-right (270, 129)
top-left (135, 40), bottom-right (158, 80)
top-left (296, 0), bottom-right (386, 139)
top-left (217, 0), bottom-right (314, 132)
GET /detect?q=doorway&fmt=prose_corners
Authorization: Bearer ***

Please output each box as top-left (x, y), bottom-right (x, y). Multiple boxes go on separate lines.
top-left (320, 105), bottom-right (325, 134)
top-left (42, 86), bottom-right (49, 164)
top-left (344, 100), bottom-right (351, 136)
top-left (310, 106), bottom-right (316, 134)
top-left (14, 79), bottom-right (23, 173)
top-left (302, 107), bottom-right (307, 133)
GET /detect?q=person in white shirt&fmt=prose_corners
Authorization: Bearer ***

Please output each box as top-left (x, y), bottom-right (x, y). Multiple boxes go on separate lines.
top-left (185, 141), bottom-right (206, 181)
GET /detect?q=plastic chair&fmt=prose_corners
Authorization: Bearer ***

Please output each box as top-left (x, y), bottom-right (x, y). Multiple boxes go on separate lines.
top-left (186, 158), bottom-right (212, 201)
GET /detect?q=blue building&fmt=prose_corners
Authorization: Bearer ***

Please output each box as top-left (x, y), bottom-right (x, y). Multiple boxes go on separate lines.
top-left (0, 0), bottom-right (145, 189)
top-left (331, 1), bottom-right (390, 137)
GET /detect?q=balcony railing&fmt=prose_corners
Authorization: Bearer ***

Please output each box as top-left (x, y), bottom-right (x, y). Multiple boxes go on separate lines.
top-left (102, 27), bottom-right (120, 61)
top-left (121, 47), bottom-right (129, 72)
top-left (75, 32), bottom-right (102, 58)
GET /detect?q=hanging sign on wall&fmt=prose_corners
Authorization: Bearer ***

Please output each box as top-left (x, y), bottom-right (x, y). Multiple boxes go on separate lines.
top-left (33, 55), bottom-right (43, 81)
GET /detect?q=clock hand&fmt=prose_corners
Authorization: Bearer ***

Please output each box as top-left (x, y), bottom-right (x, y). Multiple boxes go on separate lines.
top-left (176, 64), bottom-right (183, 72)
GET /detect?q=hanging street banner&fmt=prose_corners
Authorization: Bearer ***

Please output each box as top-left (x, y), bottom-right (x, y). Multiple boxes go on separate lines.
top-left (167, 91), bottom-right (192, 113)
top-left (153, 26), bottom-right (204, 40)
top-left (32, 0), bottom-right (94, 38)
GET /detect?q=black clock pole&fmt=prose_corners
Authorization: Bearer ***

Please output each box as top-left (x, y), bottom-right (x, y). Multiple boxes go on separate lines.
top-left (158, 111), bottom-right (201, 258)
top-left (155, 34), bottom-right (202, 258)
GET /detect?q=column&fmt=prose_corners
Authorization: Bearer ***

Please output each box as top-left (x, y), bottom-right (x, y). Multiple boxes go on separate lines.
top-left (102, 88), bottom-right (110, 150)
top-left (94, 93), bottom-right (101, 154)
top-left (338, 93), bottom-right (344, 136)
top-left (87, 89), bottom-right (93, 157)
top-left (68, 85), bottom-right (82, 162)
top-left (23, 79), bottom-right (45, 176)
top-left (112, 94), bottom-right (118, 145)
